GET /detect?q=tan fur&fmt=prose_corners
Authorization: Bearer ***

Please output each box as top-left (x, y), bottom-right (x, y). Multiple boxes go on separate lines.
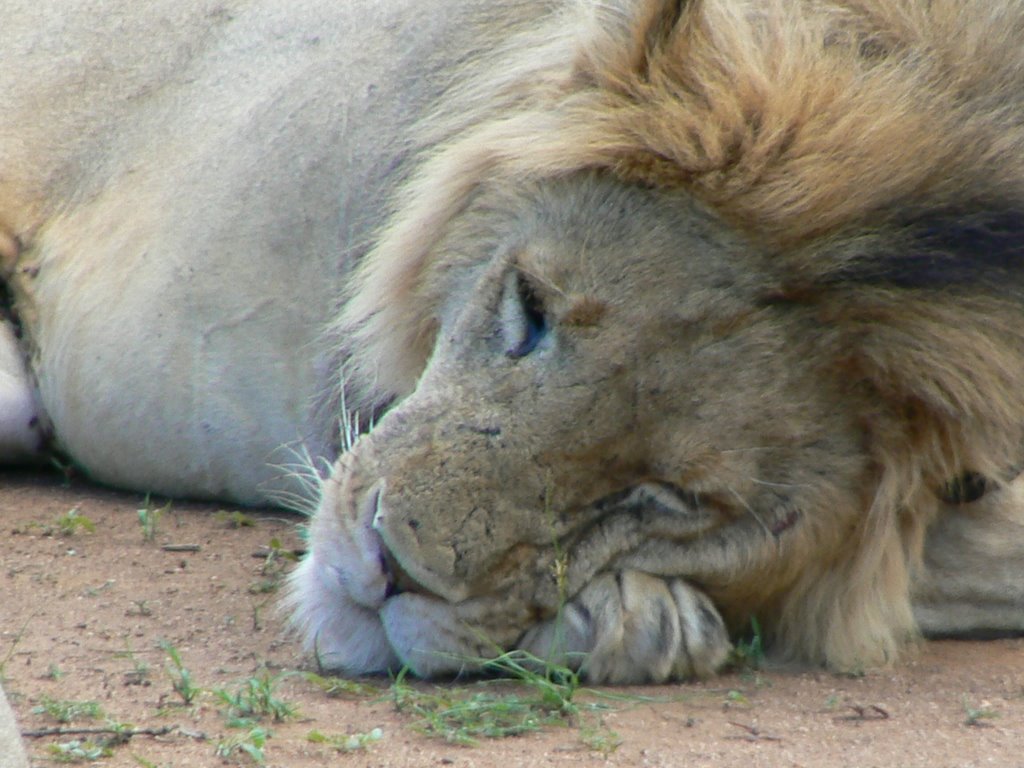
top-left (295, 0), bottom-right (1024, 681)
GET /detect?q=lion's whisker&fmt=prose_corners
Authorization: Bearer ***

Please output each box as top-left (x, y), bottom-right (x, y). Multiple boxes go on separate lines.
top-left (748, 477), bottom-right (813, 490)
top-left (727, 487), bottom-right (773, 540)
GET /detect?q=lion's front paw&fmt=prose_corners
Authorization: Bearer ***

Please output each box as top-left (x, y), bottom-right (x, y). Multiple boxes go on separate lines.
top-left (285, 553), bottom-right (400, 674)
top-left (519, 570), bottom-right (731, 684)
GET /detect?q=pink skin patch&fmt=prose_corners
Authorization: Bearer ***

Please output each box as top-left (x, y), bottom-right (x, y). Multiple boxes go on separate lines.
top-left (0, 320), bottom-right (41, 459)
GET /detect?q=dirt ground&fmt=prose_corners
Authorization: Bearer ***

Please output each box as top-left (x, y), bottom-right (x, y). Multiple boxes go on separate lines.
top-left (2, 468), bottom-right (1023, 768)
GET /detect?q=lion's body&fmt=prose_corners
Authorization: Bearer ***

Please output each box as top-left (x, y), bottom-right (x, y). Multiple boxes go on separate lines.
top-left (0, 0), bottom-right (545, 502)
top-left (3, 0), bottom-right (1024, 686)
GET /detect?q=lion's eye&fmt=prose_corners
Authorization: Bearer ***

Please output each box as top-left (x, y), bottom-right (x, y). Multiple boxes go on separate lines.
top-left (500, 272), bottom-right (548, 358)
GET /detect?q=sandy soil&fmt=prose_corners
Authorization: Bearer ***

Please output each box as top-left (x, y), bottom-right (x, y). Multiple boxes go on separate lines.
top-left (2, 467), bottom-right (1022, 767)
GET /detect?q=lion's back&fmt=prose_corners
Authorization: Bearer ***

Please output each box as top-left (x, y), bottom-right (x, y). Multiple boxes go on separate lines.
top-left (0, 0), bottom-right (551, 503)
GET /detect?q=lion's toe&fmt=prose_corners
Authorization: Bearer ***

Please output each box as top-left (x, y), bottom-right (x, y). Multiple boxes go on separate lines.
top-left (520, 570), bottom-right (731, 685)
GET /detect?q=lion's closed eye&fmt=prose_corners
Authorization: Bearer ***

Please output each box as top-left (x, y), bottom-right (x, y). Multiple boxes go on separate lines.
top-left (501, 271), bottom-right (548, 358)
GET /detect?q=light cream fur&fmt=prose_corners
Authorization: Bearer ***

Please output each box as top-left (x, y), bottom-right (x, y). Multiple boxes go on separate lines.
top-left (0, 0), bottom-right (552, 502)
top-left (1, 0), bottom-right (1022, 685)
top-left (0, 684), bottom-right (28, 768)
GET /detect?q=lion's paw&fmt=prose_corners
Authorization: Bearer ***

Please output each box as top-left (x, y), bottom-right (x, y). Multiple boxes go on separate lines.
top-left (519, 571), bottom-right (732, 684)
top-left (285, 554), bottom-right (400, 674)
top-left (377, 594), bottom-right (506, 678)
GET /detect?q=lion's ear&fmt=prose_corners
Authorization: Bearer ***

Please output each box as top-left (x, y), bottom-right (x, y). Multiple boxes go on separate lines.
top-left (574, 0), bottom-right (696, 85)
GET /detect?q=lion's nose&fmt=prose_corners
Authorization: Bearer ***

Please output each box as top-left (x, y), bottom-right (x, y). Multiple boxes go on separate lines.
top-left (365, 482), bottom-right (436, 600)
top-left (369, 481), bottom-right (474, 604)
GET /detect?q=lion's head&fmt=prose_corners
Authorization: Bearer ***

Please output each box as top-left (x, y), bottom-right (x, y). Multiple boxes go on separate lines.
top-left (288, 0), bottom-right (1024, 683)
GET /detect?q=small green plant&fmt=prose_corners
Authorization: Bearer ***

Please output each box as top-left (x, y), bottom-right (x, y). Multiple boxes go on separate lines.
top-left (0, 615), bottom-right (31, 681)
top-left (264, 536), bottom-right (299, 562)
top-left (392, 678), bottom-right (557, 744)
top-left (116, 640), bottom-right (152, 686)
top-left (48, 740), bottom-right (112, 762)
top-left (126, 599), bottom-right (154, 617)
top-left (724, 689), bottom-right (749, 707)
top-left (214, 672), bottom-right (296, 723)
top-left (302, 672), bottom-right (380, 699)
top-left (307, 727), bottom-right (383, 752)
top-left (730, 616), bottom-right (765, 671)
top-left (262, 536), bottom-right (299, 574)
top-left (249, 600), bottom-right (266, 631)
top-left (83, 579), bottom-right (115, 597)
top-left (483, 650), bottom-right (583, 717)
top-left (248, 537), bottom-right (298, 595)
top-left (247, 579), bottom-right (277, 596)
top-left (43, 663), bottom-right (65, 680)
top-left (48, 453), bottom-right (77, 485)
top-left (33, 696), bottom-right (104, 723)
top-left (159, 641), bottom-right (201, 705)
top-left (215, 726), bottom-right (269, 764)
top-left (216, 510), bottom-right (255, 529)
top-left (963, 698), bottom-right (999, 727)
top-left (579, 718), bottom-right (623, 756)
top-left (56, 506), bottom-right (95, 536)
top-left (137, 496), bottom-right (170, 542)
top-left (389, 651), bottom-right (595, 745)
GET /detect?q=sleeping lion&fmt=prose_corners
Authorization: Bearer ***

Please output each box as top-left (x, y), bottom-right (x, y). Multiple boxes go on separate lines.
top-left (2, 0), bottom-right (1024, 685)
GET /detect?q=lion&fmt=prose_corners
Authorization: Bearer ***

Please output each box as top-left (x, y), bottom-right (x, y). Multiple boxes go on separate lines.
top-left (2, 0), bottom-right (1024, 687)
